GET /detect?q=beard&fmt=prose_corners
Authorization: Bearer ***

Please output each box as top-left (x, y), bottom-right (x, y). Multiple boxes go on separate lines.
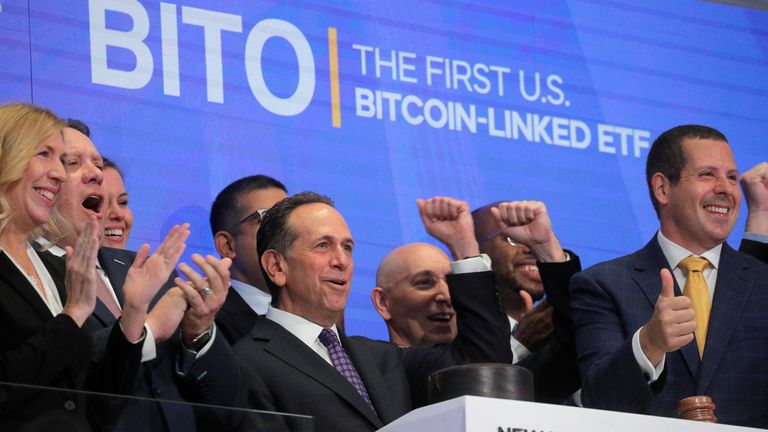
top-left (498, 272), bottom-right (545, 310)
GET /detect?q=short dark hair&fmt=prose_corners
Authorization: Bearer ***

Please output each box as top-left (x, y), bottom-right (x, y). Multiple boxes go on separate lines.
top-left (64, 118), bottom-right (91, 138)
top-left (209, 175), bottom-right (287, 236)
top-left (102, 157), bottom-right (124, 178)
top-left (256, 192), bottom-right (335, 304)
top-left (645, 125), bottom-right (728, 216)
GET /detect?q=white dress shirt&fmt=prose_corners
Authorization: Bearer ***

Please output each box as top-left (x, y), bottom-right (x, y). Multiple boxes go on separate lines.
top-left (266, 306), bottom-right (340, 365)
top-left (1, 242), bottom-right (63, 316)
top-left (508, 316), bottom-right (532, 363)
top-left (231, 279), bottom-right (272, 315)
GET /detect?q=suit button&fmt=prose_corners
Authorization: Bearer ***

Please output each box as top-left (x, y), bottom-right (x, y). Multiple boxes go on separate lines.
top-left (64, 400), bottom-right (76, 411)
top-left (154, 386), bottom-right (163, 397)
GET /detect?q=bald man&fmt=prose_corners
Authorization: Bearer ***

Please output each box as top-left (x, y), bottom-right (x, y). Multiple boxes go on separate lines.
top-left (372, 243), bottom-right (456, 347)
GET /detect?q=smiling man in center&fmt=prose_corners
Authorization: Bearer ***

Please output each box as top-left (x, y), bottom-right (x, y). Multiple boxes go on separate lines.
top-left (225, 191), bottom-right (512, 432)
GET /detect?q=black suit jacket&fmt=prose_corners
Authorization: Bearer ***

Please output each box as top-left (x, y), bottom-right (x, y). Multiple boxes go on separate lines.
top-left (226, 270), bottom-right (511, 432)
top-left (89, 247), bottom-right (194, 432)
top-left (571, 237), bottom-right (768, 427)
top-left (216, 288), bottom-right (260, 345)
top-left (739, 238), bottom-right (768, 264)
top-left (0, 248), bottom-right (140, 431)
top-left (516, 253), bottom-right (582, 404)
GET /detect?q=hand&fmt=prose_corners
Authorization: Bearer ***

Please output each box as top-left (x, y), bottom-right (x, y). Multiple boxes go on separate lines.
top-left (146, 288), bottom-right (188, 342)
top-left (512, 292), bottom-right (553, 352)
top-left (62, 217), bottom-right (101, 327)
top-left (490, 201), bottom-right (566, 262)
top-left (417, 196), bottom-right (478, 260)
top-left (639, 269), bottom-right (696, 366)
top-left (741, 162), bottom-right (768, 235)
top-left (176, 255), bottom-right (232, 345)
top-left (121, 224), bottom-right (190, 342)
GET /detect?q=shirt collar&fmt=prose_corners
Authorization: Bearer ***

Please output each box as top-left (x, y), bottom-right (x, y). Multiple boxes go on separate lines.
top-left (266, 306), bottom-right (339, 346)
top-left (657, 230), bottom-right (722, 270)
top-left (230, 279), bottom-right (272, 315)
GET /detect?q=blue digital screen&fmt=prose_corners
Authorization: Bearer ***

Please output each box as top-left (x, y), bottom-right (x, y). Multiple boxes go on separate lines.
top-left (2, 0), bottom-right (766, 339)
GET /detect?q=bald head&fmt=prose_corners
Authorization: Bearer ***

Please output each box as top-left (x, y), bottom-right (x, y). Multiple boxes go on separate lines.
top-left (372, 243), bottom-right (455, 347)
top-left (376, 243), bottom-right (441, 288)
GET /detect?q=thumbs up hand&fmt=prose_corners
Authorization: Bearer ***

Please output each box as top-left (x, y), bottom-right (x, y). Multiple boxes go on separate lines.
top-left (639, 268), bottom-right (697, 367)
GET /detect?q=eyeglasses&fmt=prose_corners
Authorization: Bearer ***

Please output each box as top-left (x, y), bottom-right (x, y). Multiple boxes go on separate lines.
top-left (476, 229), bottom-right (519, 247)
top-left (227, 208), bottom-right (269, 232)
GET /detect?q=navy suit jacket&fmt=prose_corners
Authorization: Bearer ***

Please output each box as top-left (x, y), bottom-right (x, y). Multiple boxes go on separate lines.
top-left (90, 247), bottom-right (194, 432)
top-left (571, 237), bottom-right (768, 427)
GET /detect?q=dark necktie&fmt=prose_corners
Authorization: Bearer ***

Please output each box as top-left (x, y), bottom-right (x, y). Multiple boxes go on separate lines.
top-left (318, 328), bottom-right (374, 411)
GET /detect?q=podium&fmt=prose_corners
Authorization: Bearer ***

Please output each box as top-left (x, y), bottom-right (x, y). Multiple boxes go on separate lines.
top-left (378, 396), bottom-right (763, 432)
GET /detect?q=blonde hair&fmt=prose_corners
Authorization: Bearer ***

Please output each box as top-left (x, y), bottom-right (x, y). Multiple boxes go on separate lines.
top-left (0, 103), bottom-right (65, 237)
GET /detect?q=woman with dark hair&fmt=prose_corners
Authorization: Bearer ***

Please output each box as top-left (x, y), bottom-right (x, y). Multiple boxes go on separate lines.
top-left (101, 158), bottom-right (133, 249)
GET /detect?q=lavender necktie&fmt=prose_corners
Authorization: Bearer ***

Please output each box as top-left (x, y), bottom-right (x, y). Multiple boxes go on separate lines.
top-left (95, 268), bottom-right (121, 318)
top-left (318, 328), bottom-right (374, 411)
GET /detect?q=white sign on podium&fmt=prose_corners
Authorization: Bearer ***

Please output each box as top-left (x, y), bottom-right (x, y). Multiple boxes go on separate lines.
top-left (378, 396), bottom-right (762, 432)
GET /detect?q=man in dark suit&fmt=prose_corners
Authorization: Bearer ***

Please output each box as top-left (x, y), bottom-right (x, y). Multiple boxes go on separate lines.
top-left (371, 197), bottom-right (580, 405)
top-left (571, 125), bottom-right (768, 427)
top-left (476, 200), bottom-right (582, 404)
top-left (47, 125), bottom-right (228, 431)
top-left (371, 197), bottom-right (485, 347)
top-left (209, 175), bottom-right (287, 344)
top-left (227, 192), bottom-right (511, 432)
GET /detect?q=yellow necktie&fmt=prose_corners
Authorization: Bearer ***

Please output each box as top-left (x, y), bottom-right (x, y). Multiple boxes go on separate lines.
top-left (678, 256), bottom-right (711, 358)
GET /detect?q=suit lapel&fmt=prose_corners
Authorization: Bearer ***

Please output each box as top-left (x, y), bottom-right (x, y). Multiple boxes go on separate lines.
top-left (342, 335), bottom-right (390, 425)
top-left (98, 248), bottom-right (128, 305)
top-left (697, 244), bottom-right (753, 393)
top-left (224, 289), bottom-right (258, 320)
top-left (254, 319), bottom-right (383, 428)
top-left (37, 249), bottom-right (67, 304)
top-left (632, 237), bottom-right (700, 378)
top-left (0, 252), bottom-right (55, 321)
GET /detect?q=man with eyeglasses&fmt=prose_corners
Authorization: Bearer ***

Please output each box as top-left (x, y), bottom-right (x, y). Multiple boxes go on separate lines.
top-left (472, 201), bottom-right (574, 358)
top-left (472, 200), bottom-right (582, 403)
top-left (210, 175), bottom-right (288, 344)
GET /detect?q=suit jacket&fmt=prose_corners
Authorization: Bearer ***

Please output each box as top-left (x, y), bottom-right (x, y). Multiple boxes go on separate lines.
top-left (0, 248), bottom-right (140, 431)
top-left (216, 288), bottom-right (260, 345)
top-left (517, 253), bottom-right (581, 403)
top-left (89, 247), bottom-right (193, 432)
top-left (226, 270), bottom-right (511, 432)
top-left (571, 237), bottom-right (768, 427)
top-left (739, 238), bottom-right (768, 264)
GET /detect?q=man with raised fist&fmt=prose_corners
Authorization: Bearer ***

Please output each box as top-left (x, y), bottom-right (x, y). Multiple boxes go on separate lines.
top-left (570, 125), bottom-right (768, 427)
top-left (473, 200), bottom-right (581, 403)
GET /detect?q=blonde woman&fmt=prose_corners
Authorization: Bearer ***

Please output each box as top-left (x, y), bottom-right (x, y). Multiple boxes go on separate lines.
top-left (0, 103), bottom-right (188, 430)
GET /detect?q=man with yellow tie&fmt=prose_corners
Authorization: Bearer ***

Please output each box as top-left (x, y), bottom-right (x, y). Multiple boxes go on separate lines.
top-left (570, 125), bottom-right (768, 427)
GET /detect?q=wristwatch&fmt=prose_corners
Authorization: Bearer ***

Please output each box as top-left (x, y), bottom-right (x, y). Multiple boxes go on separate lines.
top-left (184, 325), bottom-right (213, 352)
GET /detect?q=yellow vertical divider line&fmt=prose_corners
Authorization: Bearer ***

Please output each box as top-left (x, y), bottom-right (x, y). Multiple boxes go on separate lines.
top-left (328, 27), bottom-right (341, 128)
